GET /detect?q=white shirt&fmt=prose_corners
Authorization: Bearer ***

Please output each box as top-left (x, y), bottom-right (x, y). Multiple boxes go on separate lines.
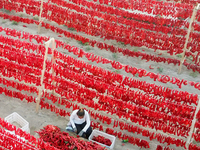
top-left (69, 109), bottom-right (91, 132)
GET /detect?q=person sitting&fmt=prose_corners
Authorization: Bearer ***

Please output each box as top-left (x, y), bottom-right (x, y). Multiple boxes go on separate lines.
top-left (66, 108), bottom-right (92, 139)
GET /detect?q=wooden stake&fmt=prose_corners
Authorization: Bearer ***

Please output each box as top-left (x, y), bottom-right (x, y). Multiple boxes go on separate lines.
top-left (38, 0), bottom-right (44, 33)
top-left (36, 38), bottom-right (56, 112)
top-left (36, 41), bottom-right (49, 112)
top-left (178, 6), bottom-right (198, 74)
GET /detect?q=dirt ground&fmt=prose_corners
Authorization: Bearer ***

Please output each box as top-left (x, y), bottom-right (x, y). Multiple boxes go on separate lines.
top-left (0, 7), bottom-right (200, 150)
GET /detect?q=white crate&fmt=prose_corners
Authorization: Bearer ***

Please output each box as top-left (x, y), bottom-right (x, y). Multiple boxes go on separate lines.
top-left (89, 129), bottom-right (116, 149)
top-left (4, 112), bottom-right (30, 133)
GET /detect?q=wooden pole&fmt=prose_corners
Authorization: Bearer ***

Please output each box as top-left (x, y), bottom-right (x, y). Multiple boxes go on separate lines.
top-left (186, 95), bottom-right (200, 149)
top-left (178, 5), bottom-right (198, 74)
top-left (36, 40), bottom-right (50, 112)
top-left (35, 38), bottom-right (56, 112)
top-left (38, 0), bottom-right (44, 33)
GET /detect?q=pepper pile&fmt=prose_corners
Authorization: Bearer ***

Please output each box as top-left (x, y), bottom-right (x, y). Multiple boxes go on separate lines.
top-left (36, 125), bottom-right (105, 150)
top-left (92, 135), bottom-right (112, 146)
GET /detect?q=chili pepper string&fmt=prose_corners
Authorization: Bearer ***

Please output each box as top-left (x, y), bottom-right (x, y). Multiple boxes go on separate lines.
top-left (0, 75), bottom-right (38, 94)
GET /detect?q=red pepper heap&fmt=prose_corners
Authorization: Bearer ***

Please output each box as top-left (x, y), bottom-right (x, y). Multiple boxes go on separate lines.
top-left (36, 125), bottom-right (105, 150)
top-left (92, 135), bottom-right (112, 146)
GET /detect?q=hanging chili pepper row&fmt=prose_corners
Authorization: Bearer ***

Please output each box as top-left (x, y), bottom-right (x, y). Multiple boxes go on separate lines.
top-left (40, 99), bottom-right (70, 117)
top-left (0, 118), bottom-right (59, 150)
top-left (165, 0), bottom-right (200, 5)
top-left (0, 57), bottom-right (41, 78)
top-left (0, 76), bottom-right (38, 94)
top-left (0, 65), bottom-right (41, 86)
top-left (97, 0), bottom-right (194, 18)
top-left (0, 86), bottom-right (36, 103)
top-left (43, 92), bottom-right (112, 125)
top-left (0, 45), bottom-right (45, 71)
top-left (0, 43), bottom-right (52, 72)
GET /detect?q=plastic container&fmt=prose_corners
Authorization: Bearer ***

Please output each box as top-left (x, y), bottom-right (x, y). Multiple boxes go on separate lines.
top-left (89, 129), bottom-right (116, 149)
top-left (5, 112), bottom-right (30, 133)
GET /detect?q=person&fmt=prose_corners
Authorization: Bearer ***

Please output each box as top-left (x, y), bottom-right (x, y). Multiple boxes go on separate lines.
top-left (66, 108), bottom-right (92, 139)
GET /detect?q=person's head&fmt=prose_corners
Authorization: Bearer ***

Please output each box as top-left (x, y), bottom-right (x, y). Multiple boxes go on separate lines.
top-left (77, 108), bottom-right (85, 119)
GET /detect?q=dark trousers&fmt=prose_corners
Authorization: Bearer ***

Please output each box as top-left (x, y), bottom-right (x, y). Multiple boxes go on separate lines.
top-left (75, 122), bottom-right (92, 139)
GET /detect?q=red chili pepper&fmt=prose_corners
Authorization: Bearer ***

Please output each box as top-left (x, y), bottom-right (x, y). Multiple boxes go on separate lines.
top-left (149, 65), bottom-right (154, 69)
top-left (37, 125), bottom-right (106, 149)
top-left (92, 135), bottom-right (112, 146)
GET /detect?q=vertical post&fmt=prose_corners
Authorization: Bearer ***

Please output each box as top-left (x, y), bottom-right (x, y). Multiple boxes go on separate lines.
top-left (36, 41), bottom-right (49, 112)
top-left (38, 0), bottom-right (44, 33)
top-left (36, 38), bottom-right (56, 112)
top-left (178, 5), bottom-right (199, 74)
top-left (186, 95), bottom-right (200, 149)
